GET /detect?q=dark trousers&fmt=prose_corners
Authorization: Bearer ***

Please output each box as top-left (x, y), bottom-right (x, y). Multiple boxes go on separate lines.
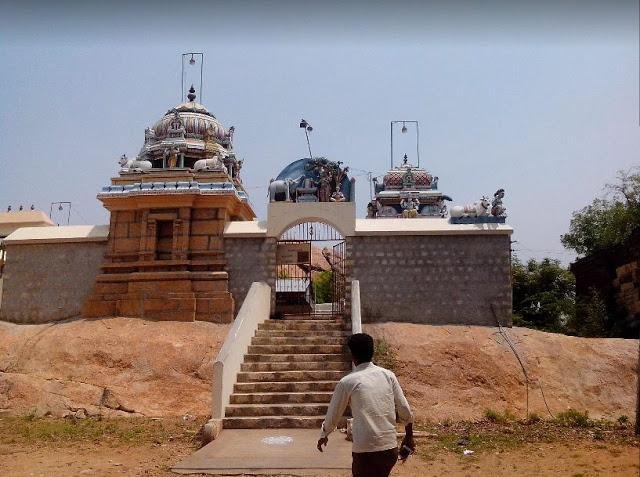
top-left (352, 447), bottom-right (398, 477)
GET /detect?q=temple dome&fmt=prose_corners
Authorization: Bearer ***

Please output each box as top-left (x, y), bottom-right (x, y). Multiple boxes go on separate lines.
top-left (383, 164), bottom-right (433, 190)
top-left (151, 101), bottom-right (227, 142)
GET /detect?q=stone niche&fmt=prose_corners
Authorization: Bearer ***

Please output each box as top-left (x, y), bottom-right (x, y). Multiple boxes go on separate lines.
top-left (82, 170), bottom-right (255, 323)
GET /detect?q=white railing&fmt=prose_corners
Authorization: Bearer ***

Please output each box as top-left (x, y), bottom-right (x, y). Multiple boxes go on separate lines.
top-left (211, 281), bottom-right (271, 419)
top-left (351, 280), bottom-right (362, 334)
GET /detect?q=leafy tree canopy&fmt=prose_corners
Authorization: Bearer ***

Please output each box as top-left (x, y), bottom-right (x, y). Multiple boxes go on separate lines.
top-left (561, 167), bottom-right (640, 255)
top-left (512, 257), bottom-right (575, 332)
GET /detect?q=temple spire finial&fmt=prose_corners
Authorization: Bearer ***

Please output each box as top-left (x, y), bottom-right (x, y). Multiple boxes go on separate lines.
top-left (187, 85), bottom-right (196, 102)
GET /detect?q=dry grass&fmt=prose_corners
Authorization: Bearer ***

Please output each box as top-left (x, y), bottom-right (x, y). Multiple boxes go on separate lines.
top-left (0, 415), bottom-right (205, 447)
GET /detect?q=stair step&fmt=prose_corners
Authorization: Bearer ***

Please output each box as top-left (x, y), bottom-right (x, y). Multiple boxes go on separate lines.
top-left (259, 321), bottom-right (347, 331)
top-left (254, 329), bottom-right (349, 338)
top-left (248, 344), bottom-right (347, 355)
top-left (240, 361), bottom-right (351, 372)
top-left (225, 403), bottom-right (329, 417)
top-left (251, 336), bottom-right (348, 346)
top-left (243, 353), bottom-right (350, 363)
top-left (223, 416), bottom-right (326, 429)
top-left (281, 315), bottom-right (342, 321)
top-left (230, 392), bottom-right (334, 404)
top-left (233, 381), bottom-right (339, 393)
top-left (237, 370), bottom-right (346, 383)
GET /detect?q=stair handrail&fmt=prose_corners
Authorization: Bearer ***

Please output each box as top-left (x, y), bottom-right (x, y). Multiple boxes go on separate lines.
top-left (351, 279), bottom-right (362, 334)
top-left (212, 281), bottom-right (271, 419)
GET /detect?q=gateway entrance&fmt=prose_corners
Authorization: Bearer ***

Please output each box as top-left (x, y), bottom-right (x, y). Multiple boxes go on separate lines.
top-left (275, 221), bottom-right (345, 317)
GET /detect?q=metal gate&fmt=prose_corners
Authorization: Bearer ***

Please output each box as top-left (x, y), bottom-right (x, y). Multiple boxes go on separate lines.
top-left (275, 222), bottom-right (345, 318)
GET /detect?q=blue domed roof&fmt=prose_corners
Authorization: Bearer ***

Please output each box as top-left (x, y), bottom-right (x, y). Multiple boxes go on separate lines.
top-left (275, 158), bottom-right (352, 199)
top-left (275, 158), bottom-right (316, 182)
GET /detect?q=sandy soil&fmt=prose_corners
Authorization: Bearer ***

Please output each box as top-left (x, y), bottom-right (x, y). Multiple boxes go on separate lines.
top-left (1, 432), bottom-right (638, 477)
top-left (366, 323), bottom-right (639, 422)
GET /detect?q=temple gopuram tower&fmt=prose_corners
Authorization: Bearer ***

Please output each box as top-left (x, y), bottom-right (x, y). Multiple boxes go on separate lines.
top-left (82, 85), bottom-right (255, 322)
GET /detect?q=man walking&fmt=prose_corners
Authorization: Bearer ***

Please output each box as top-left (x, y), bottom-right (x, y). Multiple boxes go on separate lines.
top-left (317, 333), bottom-right (415, 477)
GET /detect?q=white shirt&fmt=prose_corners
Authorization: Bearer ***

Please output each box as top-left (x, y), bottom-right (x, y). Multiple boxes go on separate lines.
top-left (319, 362), bottom-right (414, 453)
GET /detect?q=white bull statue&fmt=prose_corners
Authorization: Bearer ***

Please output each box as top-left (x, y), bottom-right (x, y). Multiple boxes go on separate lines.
top-left (193, 154), bottom-right (224, 172)
top-left (268, 175), bottom-right (304, 202)
top-left (450, 196), bottom-right (491, 218)
top-left (118, 154), bottom-right (151, 172)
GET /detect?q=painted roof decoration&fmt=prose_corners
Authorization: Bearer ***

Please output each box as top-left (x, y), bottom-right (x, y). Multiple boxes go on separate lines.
top-left (368, 154), bottom-right (452, 219)
top-left (269, 158), bottom-right (355, 203)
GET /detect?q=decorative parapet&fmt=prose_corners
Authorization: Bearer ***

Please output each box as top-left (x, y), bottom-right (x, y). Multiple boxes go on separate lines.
top-left (97, 181), bottom-right (249, 202)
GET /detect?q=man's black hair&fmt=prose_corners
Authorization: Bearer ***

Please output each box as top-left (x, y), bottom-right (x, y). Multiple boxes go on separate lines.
top-left (347, 333), bottom-right (374, 363)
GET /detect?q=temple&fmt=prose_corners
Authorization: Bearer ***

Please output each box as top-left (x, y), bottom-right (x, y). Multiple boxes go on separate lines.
top-left (368, 154), bottom-right (451, 218)
top-left (82, 87), bottom-right (254, 322)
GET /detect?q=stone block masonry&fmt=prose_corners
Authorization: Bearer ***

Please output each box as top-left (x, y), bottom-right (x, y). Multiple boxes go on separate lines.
top-left (348, 234), bottom-right (512, 326)
top-left (1, 241), bottom-right (107, 323)
top-left (225, 237), bottom-right (276, 310)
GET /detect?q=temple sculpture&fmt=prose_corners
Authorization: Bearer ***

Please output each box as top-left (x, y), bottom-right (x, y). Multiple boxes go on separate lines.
top-left (82, 86), bottom-right (255, 322)
top-left (268, 157), bottom-right (355, 203)
top-left (367, 154), bottom-right (451, 218)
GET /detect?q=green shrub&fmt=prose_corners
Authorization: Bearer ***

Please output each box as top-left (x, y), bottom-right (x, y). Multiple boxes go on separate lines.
top-left (525, 412), bottom-right (542, 424)
top-left (616, 415), bottom-right (629, 426)
top-left (313, 270), bottom-right (333, 304)
top-left (556, 408), bottom-right (591, 428)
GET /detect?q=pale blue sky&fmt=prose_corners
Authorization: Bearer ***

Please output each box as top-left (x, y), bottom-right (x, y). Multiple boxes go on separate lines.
top-left (1, 1), bottom-right (638, 263)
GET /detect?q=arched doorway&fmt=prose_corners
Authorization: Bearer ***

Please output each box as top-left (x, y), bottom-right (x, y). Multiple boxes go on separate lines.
top-left (275, 221), bottom-right (345, 318)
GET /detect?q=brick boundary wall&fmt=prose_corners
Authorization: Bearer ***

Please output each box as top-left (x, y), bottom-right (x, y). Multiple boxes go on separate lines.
top-left (0, 241), bottom-right (107, 323)
top-left (347, 234), bottom-right (512, 326)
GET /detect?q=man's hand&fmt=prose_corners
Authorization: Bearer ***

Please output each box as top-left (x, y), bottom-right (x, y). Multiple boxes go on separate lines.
top-left (401, 434), bottom-right (416, 452)
top-left (400, 422), bottom-right (416, 461)
top-left (317, 436), bottom-right (328, 452)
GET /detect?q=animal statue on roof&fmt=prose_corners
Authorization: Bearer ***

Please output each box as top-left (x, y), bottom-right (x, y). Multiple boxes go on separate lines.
top-left (118, 153), bottom-right (152, 172)
top-left (268, 175), bottom-right (304, 202)
top-left (194, 154), bottom-right (225, 172)
top-left (491, 188), bottom-right (507, 217)
top-left (450, 196), bottom-right (491, 218)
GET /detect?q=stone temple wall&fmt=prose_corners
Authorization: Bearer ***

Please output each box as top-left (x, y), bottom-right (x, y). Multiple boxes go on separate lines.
top-left (224, 237), bottom-right (276, 310)
top-left (0, 241), bottom-right (107, 323)
top-left (347, 234), bottom-right (512, 326)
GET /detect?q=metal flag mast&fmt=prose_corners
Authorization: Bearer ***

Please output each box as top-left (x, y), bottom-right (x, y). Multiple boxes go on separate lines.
top-left (181, 52), bottom-right (204, 102)
top-left (390, 120), bottom-right (420, 168)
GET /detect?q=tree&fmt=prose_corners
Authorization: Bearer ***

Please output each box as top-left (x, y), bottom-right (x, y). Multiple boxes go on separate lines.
top-left (313, 270), bottom-right (333, 304)
top-left (512, 257), bottom-right (576, 333)
top-left (562, 167), bottom-right (640, 256)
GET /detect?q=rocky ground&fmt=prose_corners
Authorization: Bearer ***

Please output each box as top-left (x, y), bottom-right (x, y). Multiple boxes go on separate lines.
top-left (366, 322), bottom-right (638, 422)
top-left (0, 317), bottom-right (638, 476)
top-left (0, 318), bottom-right (229, 418)
top-left (1, 318), bottom-right (637, 422)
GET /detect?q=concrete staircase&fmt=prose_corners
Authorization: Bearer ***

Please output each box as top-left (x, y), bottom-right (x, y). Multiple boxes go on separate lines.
top-left (223, 315), bottom-right (352, 429)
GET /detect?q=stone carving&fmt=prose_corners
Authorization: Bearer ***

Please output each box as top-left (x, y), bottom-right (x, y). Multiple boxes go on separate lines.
top-left (269, 176), bottom-right (304, 202)
top-left (144, 127), bottom-right (156, 144)
top-left (491, 188), bottom-right (507, 217)
top-left (449, 193), bottom-right (506, 224)
top-left (118, 154), bottom-right (151, 172)
top-left (366, 199), bottom-right (382, 218)
top-left (402, 168), bottom-right (415, 189)
top-left (401, 196), bottom-right (420, 218)
top-left (194, 154), bottom-right (224, 172)
top-left (163, 146), bottom-right (182, 168)
top-left (437, 199), bottom-right (448, 218)
top-left (305, 158), bottom-right (350, 203)
top-left (450, 196), bottom-right (491, 218)
top-left (330, 191), bottom-right (346, 202)
top-left (167, 111), bottom-right (186, 139)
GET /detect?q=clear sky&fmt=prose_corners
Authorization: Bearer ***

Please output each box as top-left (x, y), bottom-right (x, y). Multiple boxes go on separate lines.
top-left (1, 1), bottom-right (638, 264)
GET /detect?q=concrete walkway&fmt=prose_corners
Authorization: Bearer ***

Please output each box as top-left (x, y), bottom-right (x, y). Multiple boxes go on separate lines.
top-left (172, 429), bottom-right (352, 475)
